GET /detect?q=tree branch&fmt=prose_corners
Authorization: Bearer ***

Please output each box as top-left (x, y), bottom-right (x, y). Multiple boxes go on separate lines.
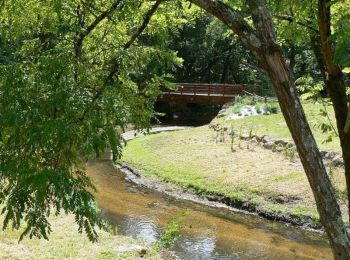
top-left (274, 14), bottom-right (319, 33)
top-left (123, 0), bottom-right (163, 49)
top-left (78, 0), bottom-right (163, 122)
top-left (318, 0), bottom-right (341, 75)
top-left (188, 0), bottom-right (261, 53)
top-left (75, 0), bottom-right (124, 58)
top-left (105, 0), bottom-right (164, 85)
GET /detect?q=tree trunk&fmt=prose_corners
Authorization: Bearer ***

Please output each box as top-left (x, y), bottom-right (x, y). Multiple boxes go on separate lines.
top-left (326, 73), bottom-right (350, 223)
top-left (188, 0), bottom-right (350, 258)
top-left (260, 50), bottom-right (350, 259)
top-left (220, 48), bottom-right (232, 83)
top-left (309, 32), bottom-right (327, 83)
top-left (317, 0), bottom-right (350, 224)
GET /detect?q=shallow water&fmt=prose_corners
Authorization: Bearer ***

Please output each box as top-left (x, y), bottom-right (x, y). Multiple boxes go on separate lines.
top-left (87, 159), bottom-right (332, 259)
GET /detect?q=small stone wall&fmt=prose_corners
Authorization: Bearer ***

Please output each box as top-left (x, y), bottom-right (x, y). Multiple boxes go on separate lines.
top-left (209, 123), bottom-right (344, 167)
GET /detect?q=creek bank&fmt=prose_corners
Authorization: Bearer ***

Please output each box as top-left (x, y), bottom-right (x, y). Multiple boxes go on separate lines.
top-left (214, 99), bottom-right (344, 166)
top-left (117, 163), bottom-right (323, 230)
top-left (119, 126), bottom-right (326, 230)
top-left (119, 101), bottom-right (347, 232)
top-left (209, 122), bottom-right (345, 167)
top-left (0, 213), bottom-right (164, 260)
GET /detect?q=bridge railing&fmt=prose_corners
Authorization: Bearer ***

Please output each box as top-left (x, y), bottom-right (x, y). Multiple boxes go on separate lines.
top-left (159, 83), bottom-right (260, 104)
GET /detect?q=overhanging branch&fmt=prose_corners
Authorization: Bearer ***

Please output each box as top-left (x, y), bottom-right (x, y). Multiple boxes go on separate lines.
top-left (105, 0), bottom-right (164, 85)
top-left (75, 0), bottom-right (124, 58)
top-left (188, 0), bottom-right (262, 53)
top-left (274, 14), bottom-right (319, 33)
top-left (78, 0), bottom-right (164, 122)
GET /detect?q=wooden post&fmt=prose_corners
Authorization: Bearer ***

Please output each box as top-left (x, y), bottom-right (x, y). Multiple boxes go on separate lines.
top-left (223, 84), bottom-right (226, 103)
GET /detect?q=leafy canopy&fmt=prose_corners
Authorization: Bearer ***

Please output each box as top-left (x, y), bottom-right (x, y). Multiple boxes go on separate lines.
top-left (0, 0), bottom-right (183, 241)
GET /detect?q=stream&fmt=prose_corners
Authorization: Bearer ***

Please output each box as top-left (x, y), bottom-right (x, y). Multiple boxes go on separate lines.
top-left (87, 159), bottom-right (332, 259)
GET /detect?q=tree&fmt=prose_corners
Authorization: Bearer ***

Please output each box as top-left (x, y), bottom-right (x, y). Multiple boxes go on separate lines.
top-left (164, 10), bottom-right (268, 87)
top-left (187, 0), bottom-right (350, 258)
top-left (0, 0), bottom-right (183, 241)
top-left (317, 0), bottom-right (350, 224)
top-left (1, 0), bottom-right (349, 258)
top-left (271, 0), bottom-right (350, 223)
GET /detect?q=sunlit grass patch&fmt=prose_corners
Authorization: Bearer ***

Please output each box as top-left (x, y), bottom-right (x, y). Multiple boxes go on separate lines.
top-left (121, 105), bottom-right (347, 225)
top-left (0, 214), bottom-right (161, 260)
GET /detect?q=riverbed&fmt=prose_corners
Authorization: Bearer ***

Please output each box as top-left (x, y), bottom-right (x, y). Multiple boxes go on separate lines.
top-left (87, 159), bottom-right (332, 259)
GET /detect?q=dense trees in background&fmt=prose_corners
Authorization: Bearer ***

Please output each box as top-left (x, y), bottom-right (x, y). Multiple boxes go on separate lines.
top-left (163, 9), bottom-right (321, 95)
top-left (160, 6), bottom-right (333, 95)
top-left (0, 0), bottom-right (350, 258)
top-left (167, 14), bottom-right (263, 84)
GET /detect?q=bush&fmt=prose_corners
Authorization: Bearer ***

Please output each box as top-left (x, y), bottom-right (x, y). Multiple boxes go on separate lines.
top-left (231, 95), bottom-right (279, 115)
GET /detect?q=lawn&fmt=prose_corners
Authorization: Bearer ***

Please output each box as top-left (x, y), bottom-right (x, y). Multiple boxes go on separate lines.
top-left (214, 101), bottom-right (341, 151)
top-left (0, 214), bottom-right (162, 260)
top-left (121, 101), bottom-right (346, 225)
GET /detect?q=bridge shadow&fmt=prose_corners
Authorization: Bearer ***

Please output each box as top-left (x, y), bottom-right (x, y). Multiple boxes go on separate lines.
top-left (153, 101), bottom-right (221, 127)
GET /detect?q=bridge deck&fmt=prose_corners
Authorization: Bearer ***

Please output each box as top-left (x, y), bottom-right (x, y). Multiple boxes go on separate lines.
top-left (159, 83), bottom-right (259, 104)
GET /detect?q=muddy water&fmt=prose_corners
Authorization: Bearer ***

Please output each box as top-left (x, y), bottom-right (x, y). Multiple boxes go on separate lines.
top-left (87, 159), bottom-right (332, 260)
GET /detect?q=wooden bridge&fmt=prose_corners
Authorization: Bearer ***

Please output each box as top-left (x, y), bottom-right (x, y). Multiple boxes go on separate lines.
top-left (158, 83), bottom-right (259, 104)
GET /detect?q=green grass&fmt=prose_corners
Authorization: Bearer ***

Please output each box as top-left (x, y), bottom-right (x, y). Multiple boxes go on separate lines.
top-left (0, 214), bottom-right (161, 260)
top-left (215, 102), bottom-right (341, 151)
top-left (120, 101), bottom-right (346, 225)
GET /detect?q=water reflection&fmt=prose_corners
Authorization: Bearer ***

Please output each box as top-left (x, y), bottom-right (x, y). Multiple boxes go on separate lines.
top-left (87, 159), bottom-right (332, 259)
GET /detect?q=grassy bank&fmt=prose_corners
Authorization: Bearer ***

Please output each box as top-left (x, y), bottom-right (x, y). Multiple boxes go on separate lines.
top-left (0, 214), bottom-right (162, 260)
top-left (214, 101), bottom-right (340, 151)
top-left (121, 101), bottom-right (346, 226)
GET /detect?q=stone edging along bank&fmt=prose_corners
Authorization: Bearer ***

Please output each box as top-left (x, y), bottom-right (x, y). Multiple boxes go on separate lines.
top-left (118, 127), bottom-right (325, 231)
top-left (209, 122), bottom-right (345, 167)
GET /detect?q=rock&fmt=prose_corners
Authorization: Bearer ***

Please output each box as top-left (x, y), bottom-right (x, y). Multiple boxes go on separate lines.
top-left (218, 109), bottom-right (226, 115)
top-left (240, 134), bottom-right (250, 140)
top-left (320, 150), bottom-right (328, 158)
top-left (285, 142), bottom-right (294, 148)
top-left (263, 142), bottom-right (273, 149)
top-left (274, 139), bottom-right (289, 146)
top-left (251, 136), bottom-right (259, 143)
top-left (332, 156), bottom-right (344, 167)
top-left (222, 103), bottom-right (231, 109)
top-left (261, 135), bottom-right (272, 143)
top-left (325, 151), bottom-right (337, 160)
top-left (255, 135), bottom-right (263, 142)
top-left (216, 113), bottom-right (226, 118)
top-left (275, 146), bottom-right (284, 152)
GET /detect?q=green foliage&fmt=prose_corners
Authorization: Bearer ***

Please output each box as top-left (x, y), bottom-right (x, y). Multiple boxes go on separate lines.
top-left (296, 76), bottom-right (324, 101)
top-left (156, 211), bottom-right (187, 249)
top-left (164, 8), bottom-right (271, 89)
top-left (332, 1), bottom-right (350, 67)
top-left (282, 146), bottom-right (297, 162)
top-left (0, 0), bottom-right (184, 241)
top-left (296, 76), bottom-right (339, 144)
top-left (230, 95), bottom-right (279, 115)
top-left (0, 0), bottom-right (346, 244)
